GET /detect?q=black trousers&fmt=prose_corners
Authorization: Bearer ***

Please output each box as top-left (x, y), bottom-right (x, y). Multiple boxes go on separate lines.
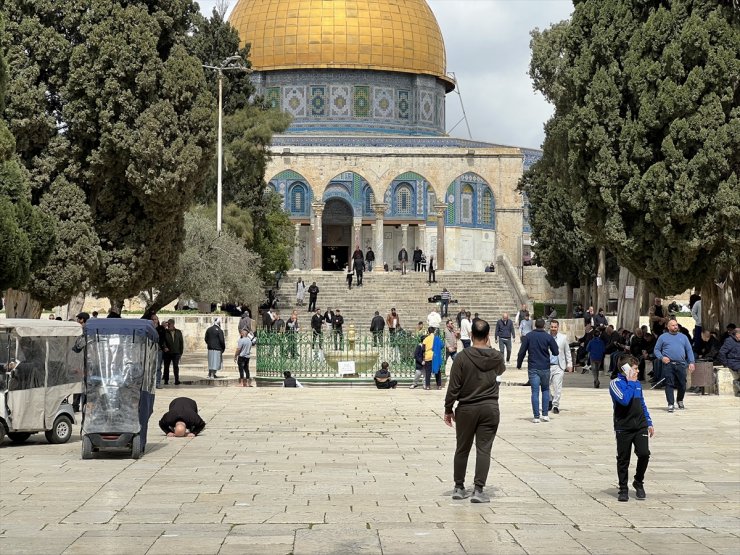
top-left (308, 296), bottom-right (317, 312)
top-left (615, 427), bottom-right (650, 491)
top-left (454, 403), bottom-right (500, 489)
top-left (237, 356), bottom-right (251, 379)
top-left (424, 361), bottom-right (442, 387)
top-left (163, 353), bottom-right (181, 384)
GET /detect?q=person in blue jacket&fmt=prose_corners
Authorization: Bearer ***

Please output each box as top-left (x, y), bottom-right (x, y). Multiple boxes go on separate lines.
top-left (609, 354), bottom-right (655, 502)
top-left (586, 330), bottom-right (606, 388)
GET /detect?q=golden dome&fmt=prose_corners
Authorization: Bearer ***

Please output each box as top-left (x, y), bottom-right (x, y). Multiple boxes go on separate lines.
top-left (229, 0), bottom-right (453, 88)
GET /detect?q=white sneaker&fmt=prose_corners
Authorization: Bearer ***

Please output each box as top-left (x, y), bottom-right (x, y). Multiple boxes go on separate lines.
top-left (532, 418), bottom-right (540, 424)
top-left (541, 416), bottom-right (550, 422)
top-left (667, 404), bottom-right (675, 413)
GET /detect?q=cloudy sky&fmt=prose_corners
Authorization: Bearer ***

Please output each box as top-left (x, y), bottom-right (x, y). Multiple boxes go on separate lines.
top-left (197, 0), bottom-right (574, 149)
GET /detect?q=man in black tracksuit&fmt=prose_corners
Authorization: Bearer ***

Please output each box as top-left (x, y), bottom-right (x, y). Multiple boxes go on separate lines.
top-left (609, 354), bottom-right (655, 502)
top-left (444, 319), bottom-right (506, 504)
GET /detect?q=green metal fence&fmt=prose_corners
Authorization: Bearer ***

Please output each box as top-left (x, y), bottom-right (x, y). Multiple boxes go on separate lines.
top-left (256, 329), bottom-right (443, 380)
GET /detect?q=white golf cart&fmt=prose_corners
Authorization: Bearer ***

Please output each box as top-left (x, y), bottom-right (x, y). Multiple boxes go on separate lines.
top-left (0, 319), bottom-right (83, 445)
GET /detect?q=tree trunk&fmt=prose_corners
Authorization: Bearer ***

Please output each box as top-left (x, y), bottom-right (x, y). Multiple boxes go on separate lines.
top-left (702, 270), bottom-right (740, 333)
top-left (566, 284), bottom-right (574, 317)
top-left (4, 289), bottom-right (43, 318)
top-left (596, 247), bottom-right (607, 312)
top-left (142, 290), bottom-right (181, 320)
top-left (61, 293), bottom-right (86, 321)
top-left (616, 267), bottom-right (642, 332)
top-left (581, 274), bottom-right (591, 309)
top-left (108, 298), bottom-right (124, 316)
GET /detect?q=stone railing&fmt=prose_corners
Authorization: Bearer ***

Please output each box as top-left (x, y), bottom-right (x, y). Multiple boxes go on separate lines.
top-left (496, 253), bottom-right (528, 310)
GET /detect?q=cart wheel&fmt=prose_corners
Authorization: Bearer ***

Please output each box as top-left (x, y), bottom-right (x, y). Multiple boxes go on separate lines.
top-left (45, 415), bottom-right (74, 444)
top-left (7, 432), bottom-right (31, 444)
top-left (81, 435), bottom-right (93, 459)
top-left (131, 435), bottom-right (142, 460)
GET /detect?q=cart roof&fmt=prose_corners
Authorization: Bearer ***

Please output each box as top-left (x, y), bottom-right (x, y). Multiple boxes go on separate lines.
top-left (0, 319), bottom-right (82, 337)
top-left (84, 318), bottom-right (159, 343)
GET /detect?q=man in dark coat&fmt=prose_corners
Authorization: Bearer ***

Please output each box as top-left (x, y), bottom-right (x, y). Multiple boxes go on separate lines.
top-left (311, 308), bottom-right (323, 349)
top-left (159, 397), bottom-right (206, 437)
top-left (307, 282), bottom-right (319, 312)
top-left (355, 257), bottom-right (364, 286)
top-left (370, 310), bottom-right (385, 346)
top-left (205, 317), bottom-right (226, 379)
top-left (162, 318), bottom-right (184, 385)
top-left (365, 247), bottom-right (376, 271)
top-left (398, 246), bottom-right (408, 274)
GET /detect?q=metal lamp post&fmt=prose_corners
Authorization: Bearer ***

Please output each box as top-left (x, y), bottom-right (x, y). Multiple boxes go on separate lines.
top-left (203, 55), bottom-right (251, 233)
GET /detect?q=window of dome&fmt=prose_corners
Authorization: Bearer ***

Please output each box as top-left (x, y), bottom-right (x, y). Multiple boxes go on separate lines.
top-left (396, 183), bottom-right (413, 215)
top-left (461, 184), bottom-right (474, 224)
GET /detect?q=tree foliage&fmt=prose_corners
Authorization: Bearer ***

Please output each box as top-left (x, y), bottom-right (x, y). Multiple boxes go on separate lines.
top-left (0, 14), bottom-right (56, 292)
top-left (142, 208), bottom-right (263, 317)
top-left (2, 0), bottom-right (214, 306)
top-left (529, 0), bottom-right (740, 297)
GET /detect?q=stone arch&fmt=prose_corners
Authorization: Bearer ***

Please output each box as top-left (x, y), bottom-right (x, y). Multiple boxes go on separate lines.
top-left (385, 171), bottom-right (432, 218)
top-left (445, 172), bottom-right (495, 229)
top-left (268, 170), bottom-right (314, 217)
top-left (322, 171), bottom-right (376, 217)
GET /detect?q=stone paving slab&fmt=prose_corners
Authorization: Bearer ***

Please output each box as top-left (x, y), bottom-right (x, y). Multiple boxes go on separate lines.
top-left (1, 383), bottom-right (739, 554)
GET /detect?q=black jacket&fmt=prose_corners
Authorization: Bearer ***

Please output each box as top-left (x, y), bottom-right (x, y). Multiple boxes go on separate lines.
top-left (398, 248), bottom-right (408, 262)
top-left (162, 328), bottom-right (184, 355)
top-left (204, 325), bottom-right (225, 352)
top-left (370, 315), bottom-right (385, 332)
top-left (159, 397), bottom-right (206, 435)
top-left (333, 314), bottom-right (344, 330)
top-left (366, 249), bottom-right (375, 262)
top-left (307, 284), bottom-right (319, 298)
top-left (324, 310), bottom-right (335, 325)
top-left (311, 313), bottom-right (323, 332)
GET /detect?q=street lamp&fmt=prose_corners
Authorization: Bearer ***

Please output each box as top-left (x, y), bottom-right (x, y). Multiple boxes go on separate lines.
top-left (203, 55), bottom-right (252, 233)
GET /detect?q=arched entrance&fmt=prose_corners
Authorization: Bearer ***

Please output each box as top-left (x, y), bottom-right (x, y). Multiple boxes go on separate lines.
top-left (322, 198), bottom-right (353, 270)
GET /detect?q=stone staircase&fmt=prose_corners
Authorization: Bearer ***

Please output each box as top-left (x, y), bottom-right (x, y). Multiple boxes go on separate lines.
top-left (275, 270), bottom-right (518, 330)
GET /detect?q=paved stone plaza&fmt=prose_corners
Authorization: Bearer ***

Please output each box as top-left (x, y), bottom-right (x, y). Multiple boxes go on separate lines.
top-left (1, 375), bottom-right (739, 555)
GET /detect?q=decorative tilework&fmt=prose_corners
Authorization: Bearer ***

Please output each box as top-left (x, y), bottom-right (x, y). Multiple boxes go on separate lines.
top-left (419, 90), bottom-right (434, 123)
top-left (266, 87), bottom-right (281, 109)
top-left (330, 85), bottom-right (351, 116)
top-left (310, 86), bottom-right (326, 116)
top-left (283, 86), bottom-right (306, 117)
top-left (397, 90), bottom-right (410, 120)
top-left (353, 85), bottom-right (370, 118)
top-left (373, 87), bottom-right (394, 118)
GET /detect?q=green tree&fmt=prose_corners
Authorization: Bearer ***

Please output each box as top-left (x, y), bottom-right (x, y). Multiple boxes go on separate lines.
top-left (2, 0), bottom-right (214, 314)
top-left (142, 208), bottom-right (263, 318)
top-left (530, 1), bottom-right (740, 327)
top-left (0, 14), bottom-right (56, 301)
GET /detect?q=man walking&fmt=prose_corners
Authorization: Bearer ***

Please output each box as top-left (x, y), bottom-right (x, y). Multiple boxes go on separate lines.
top-left (311, 308), bottom-right (323, 350)
top-left (548, 319), bottom-right (573, 414)
top-left (444, 320), bottom-right (458, 362)
top-left (307, 281), bottom-right (319, 312)
top-left (205, 317), bottom-right (226, 379)
top-left (365, 247), bottom-right (375, 272)
top-left (654, 318), bottom-right (695, 412)
top-left (162, 318), bottom-right (184, 385)
top-left (332, 309), bottom-right (345, 350)
top-left (440, 287), bottom-right (451, 318)
top-left (398, 246), bottom-right (409, 274)
top-left (494, 312), bottom-right (515, 364)
top-left (444, 319), bottom-right (506, 503)
top-left (517, 318), bottom-right (559, 423)
top-left (460, 311), bottom-right (473, 349)
top-left (386, 308), bottom-right (400, 339)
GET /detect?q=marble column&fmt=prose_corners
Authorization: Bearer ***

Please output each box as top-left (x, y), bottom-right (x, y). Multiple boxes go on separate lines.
top-left (418, 223), bottom-right (427, 255)
top-left (353, 217), bottom-right (363, 248)
top-left (434, 202), bottom-right (447, 270)
top-left (311, 201), bottom-right (324, 270)
top-left (401, 224), bottom-right (409, 253)
top-left (293, 223), bottom-right (301, 270)
top-left (372, 203), bottom-right (386, 267)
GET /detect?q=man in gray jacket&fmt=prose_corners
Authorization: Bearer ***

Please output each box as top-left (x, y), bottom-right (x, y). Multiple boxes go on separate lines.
top-left (444, 319), bottom-right (506, 504)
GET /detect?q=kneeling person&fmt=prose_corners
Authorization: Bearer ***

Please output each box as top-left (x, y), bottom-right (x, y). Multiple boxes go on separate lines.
top-left (159, 397), bottom-right (206, 437)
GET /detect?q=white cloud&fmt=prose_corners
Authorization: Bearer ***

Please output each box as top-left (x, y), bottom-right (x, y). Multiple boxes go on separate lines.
top-left (198, 0), bottom-right (573, 148)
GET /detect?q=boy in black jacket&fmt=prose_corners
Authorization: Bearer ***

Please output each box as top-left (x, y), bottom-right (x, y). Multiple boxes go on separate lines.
top-left (609, 354), bottom-right (655, 502)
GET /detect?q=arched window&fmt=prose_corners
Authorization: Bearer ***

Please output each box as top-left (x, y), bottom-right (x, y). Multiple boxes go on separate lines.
top-left (481, 189), bottom-right (493, 225)
top-left (364, 186), bottom-right (375, 215)
top-left (396, 183), bottom-right (413, 215)
top-left (461, 184), bottom-right (474, 224)
top-left (289, 182), bottom-right (307, 214)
